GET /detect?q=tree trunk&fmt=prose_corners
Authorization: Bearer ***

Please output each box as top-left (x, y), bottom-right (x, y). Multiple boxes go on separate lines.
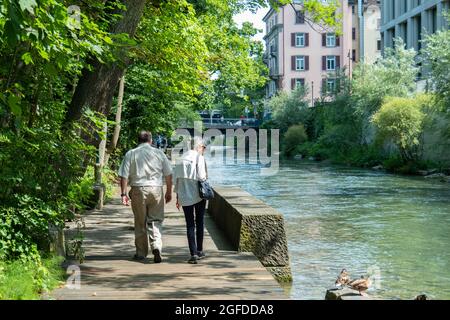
top-left (64, 0), bottom-right (146, 127)
top-left (94, 121), bottom-right (108, 210)
top-left (104, 73), bottom-right (125, 166)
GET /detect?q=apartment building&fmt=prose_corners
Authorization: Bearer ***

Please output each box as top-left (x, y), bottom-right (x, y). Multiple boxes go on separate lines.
top-left (380, 0), bottom-right (449, 52)
top-left (352, 0), bottom-right (382, 64)
top-left (263, 1), bottom-right (381, 104)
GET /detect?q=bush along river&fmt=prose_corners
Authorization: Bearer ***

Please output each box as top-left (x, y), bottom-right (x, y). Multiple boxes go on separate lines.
top-left (206, 157), bottom-right (450, 300)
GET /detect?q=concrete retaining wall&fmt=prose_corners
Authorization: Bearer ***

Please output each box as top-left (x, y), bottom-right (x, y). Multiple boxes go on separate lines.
top-left (208, 186), bottom-right (292, 283)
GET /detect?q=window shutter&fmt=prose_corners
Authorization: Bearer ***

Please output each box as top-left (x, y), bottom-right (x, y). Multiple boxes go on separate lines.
top-left (336, 56), bottom-right (341, 68)
top-left (336, 36), bottom-right (340, 46)
top-left (305, 56), bottom-right (309, 71)
top-left (292, 56), bottom-right (296, 71)
top-left (322, 34), bottom-right (326, 46)
top-left (305, 33), bottom-right (309, 47)
top-left (322, 56), bottom-right (326, 71)
top-left (291, 78), bottom-right (296, 90)
top-left (291, 33), bottom-right (296, 47)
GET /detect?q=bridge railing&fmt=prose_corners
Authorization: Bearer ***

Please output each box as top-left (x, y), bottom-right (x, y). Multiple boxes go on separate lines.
top-left (177, 118), bottom-right (261, 129)
top-left (200, 118), bottom-right (260, 128)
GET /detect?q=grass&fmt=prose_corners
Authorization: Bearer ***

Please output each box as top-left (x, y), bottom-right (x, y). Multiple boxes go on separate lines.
top-left (0, 255), bottom-right (65, 300)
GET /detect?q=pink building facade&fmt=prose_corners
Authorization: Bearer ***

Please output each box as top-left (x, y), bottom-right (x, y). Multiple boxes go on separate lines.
top-left (263, 1), bottom-right (354, 105)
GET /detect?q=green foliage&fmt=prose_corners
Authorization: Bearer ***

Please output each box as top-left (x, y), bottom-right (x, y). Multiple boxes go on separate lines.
top-left (0, 195), bottom-right (60, 260)
top-left (314, 94), bottom-right (363, 157)
top-left (0, 0), bottom-right (116, 130)
top-left (0, 255), bottom-right (64, 300)
top-left (65, 217), bottom-right (85, 264)
top-left (382, 156), bottom-right (430, 175)
top-left (283, 124), bottom-right (308, 157)
top-left (269, 87), bottom-right (310, 133)
top-left (67, 166), bottom-right (96, 211)
top-left (423, 22), bottom-right (450, 138)
top-left (352, 38), bottom-right (419, 118)
top-left (372, 95), bottom-right (431, 162)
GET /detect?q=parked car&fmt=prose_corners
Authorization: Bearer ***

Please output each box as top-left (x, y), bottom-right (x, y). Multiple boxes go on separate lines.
top-left (198, 110), bottom-right (210, 119)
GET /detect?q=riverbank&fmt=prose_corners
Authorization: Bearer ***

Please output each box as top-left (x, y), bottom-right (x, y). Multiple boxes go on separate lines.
top-left (289, 152), bottom-right (450, 183)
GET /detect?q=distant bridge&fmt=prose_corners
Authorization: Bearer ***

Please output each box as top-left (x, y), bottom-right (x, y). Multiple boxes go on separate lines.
top-left (181, 118), bottom-right (261, 131)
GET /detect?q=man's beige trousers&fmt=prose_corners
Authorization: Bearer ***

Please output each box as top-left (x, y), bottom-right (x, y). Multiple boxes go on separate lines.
top-left (130, 186), bottom-right (164, 257)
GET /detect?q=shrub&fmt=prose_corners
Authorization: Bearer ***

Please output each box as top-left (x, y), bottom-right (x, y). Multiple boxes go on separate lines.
top-left (372, 95), bottom-right (430, 162)
top-left (383, 156), bottom-right (430, 174)
top-left (0, 255), bottom-right (64, 300)
top-left (270, 88), bottom-right (310, 133)
top-left (283, 124), bottom-right (308, 157)
top-left (352, 38), bottom-right (419, 118)
top-left (0, 195), bottom-right (61, 261)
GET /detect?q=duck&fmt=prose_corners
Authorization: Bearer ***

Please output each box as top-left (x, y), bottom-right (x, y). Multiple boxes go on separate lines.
top-left (348, 275), bottom-right (372, 294)
top-left (335, 269), bottom-right (351, 287)
top-left (414, 294), bottom-right (428, 300)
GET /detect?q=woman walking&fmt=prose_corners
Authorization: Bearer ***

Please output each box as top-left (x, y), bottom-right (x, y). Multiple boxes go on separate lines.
top-left (174, 139), bottom-right (208, 264)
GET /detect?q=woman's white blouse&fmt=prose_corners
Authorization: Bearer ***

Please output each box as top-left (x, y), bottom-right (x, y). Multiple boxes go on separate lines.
top-left (174, 150), bottom-right (207, 207)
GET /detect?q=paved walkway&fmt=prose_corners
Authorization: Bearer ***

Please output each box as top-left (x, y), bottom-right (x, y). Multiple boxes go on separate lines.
top-left (50, 193), bottom-right (287, 300)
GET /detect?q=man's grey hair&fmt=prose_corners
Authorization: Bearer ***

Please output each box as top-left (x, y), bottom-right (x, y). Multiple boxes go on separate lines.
top-left (138, 131), bottom-right (152, 143)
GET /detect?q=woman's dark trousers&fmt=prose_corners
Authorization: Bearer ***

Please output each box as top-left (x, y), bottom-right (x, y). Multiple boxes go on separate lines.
top-left (182, 199), bottom-right (207, 256)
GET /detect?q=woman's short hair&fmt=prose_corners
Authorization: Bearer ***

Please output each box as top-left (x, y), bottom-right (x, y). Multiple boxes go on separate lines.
top-left (192, 137), bottom-right (207, 150)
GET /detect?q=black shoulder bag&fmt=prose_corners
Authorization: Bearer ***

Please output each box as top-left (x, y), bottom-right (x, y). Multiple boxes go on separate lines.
top-left (196, 153), bottom-right (214, 200)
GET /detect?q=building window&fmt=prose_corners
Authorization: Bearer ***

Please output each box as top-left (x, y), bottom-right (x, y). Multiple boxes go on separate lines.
top-left (296, 56), bottom-right (305, 71)
top-left (352, 28), bottom-right (356, 40)
top-left (296, 33), bottom-right (305, 47)
top-left (327, 79), bottom-right (336, 92)
top-left (326, 56), bottom-right (336, 70)
top-left (267, 14), bottom-right (278, 32)
top-left (377, 39), bottom-right (382, 51)
top-left (352, 5), bottom-right (355, 15)
top-left (292, 78), bottom-right (305, 90)
top-left (295, 11), bottom-right (305, 24)
top-left (352, 49), bottom-right (356, 62)
top-left (326, 33), bottom-right (336, 47)
top-left (296, 78), bottom-right (305, 88)
top-left (269, 39), bottom-right (276, 55)
top-left (377, 18), bottom-right (381, 30)
top-left (269, 57), bottom-right (277, 74)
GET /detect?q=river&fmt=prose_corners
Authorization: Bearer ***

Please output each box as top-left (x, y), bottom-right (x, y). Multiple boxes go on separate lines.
top-left (206, 157), bottom-right (450, 300)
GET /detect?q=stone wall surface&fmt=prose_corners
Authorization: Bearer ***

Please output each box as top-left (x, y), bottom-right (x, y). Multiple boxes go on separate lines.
top-left (208, 186), bottom-right (292, 282)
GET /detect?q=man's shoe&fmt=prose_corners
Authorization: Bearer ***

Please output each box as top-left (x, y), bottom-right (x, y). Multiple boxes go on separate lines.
top-left (153, 249), bottom-right (162, 263)
top-left (133, 254), bottom-right (145, 261)
top-left (188, 255), bottom-right (198, 264)
top-left (197, 251), bottom-right (206, 260)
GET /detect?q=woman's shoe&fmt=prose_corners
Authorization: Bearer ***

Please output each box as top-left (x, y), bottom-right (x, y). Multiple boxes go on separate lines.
top-left (188, 255), bottom-right (198, 264)
top-left (152, 249), bottom-right (162, 263)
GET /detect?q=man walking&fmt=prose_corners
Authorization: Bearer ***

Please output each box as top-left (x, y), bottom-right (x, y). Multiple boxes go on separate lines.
top-left (118, 131), bottom-right (173, 263)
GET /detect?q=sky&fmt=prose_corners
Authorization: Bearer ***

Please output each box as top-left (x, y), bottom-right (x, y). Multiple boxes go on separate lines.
top-left (233, 8), bottom-right (268, 43)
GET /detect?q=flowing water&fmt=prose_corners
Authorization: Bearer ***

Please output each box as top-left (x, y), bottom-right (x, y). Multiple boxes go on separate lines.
top-left (206, 157), bottom-right (450, 300)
